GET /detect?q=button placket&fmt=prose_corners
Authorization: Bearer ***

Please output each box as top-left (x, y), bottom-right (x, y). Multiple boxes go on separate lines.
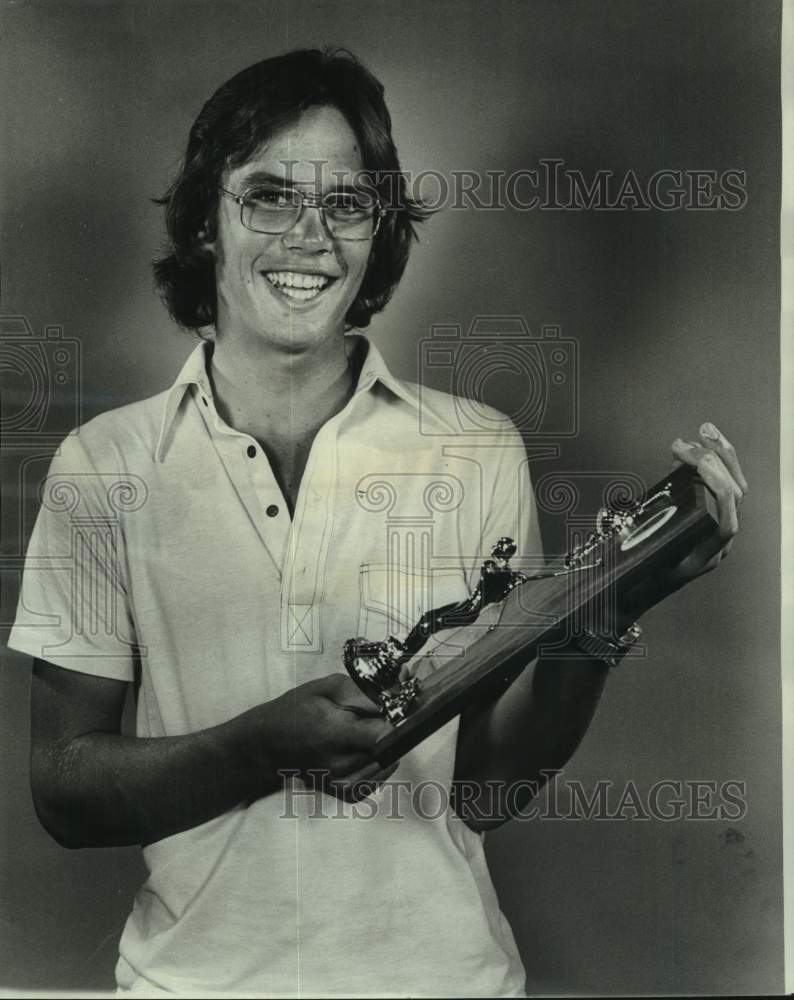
top-left (279, 420), bottom-right (339, 654)
top-left (192, 391), bottom-right (289, 574)
top-left (244, 439), bottom-right (289, 527)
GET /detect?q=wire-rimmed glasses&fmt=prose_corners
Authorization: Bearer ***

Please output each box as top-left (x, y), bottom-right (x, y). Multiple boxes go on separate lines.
top-left (219, 183), bottom-right (383, 241)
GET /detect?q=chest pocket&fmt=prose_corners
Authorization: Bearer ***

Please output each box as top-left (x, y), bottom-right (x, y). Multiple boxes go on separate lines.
top-left (357, 562), bottom-right (471, 659)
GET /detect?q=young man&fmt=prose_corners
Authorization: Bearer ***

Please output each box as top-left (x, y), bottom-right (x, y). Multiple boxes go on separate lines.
top-left (8, 49), bottom-right (746, 996)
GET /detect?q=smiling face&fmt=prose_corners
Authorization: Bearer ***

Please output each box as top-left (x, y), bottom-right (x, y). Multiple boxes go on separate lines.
top-left (208, 105), bottom-right (373, 356)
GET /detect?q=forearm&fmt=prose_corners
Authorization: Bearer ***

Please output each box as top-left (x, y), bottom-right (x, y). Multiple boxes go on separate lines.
top-left (34, 705), bottom-right (280, 849)
top-left (453, 650), bottom-right (609, 830)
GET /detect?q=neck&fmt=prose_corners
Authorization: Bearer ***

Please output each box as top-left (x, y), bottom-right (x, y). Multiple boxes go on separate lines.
top-left (207, 328), bottom-right (359, 442)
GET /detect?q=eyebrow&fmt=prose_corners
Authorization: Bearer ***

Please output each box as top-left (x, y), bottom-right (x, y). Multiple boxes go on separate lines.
top-left (235, 169), bottom-right (364, 194)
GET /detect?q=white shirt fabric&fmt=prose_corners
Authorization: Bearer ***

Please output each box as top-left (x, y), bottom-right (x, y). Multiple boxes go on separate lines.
top-left (8, 334), bottom-right (542, 998)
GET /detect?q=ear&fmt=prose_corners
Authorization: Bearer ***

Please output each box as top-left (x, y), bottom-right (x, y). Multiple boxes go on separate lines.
top-left (197, 227), bottom-right (216, 256)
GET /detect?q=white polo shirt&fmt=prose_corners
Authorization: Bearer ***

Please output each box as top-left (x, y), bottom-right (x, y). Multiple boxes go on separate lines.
top-left (8, 334), bottom-right (541, 998)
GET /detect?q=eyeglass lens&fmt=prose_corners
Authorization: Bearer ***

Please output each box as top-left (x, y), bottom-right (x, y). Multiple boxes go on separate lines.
top-left (241, 185), bottom-right (378, 240)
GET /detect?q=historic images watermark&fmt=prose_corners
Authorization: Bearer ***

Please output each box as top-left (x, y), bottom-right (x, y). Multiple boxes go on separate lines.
top-left (278, 770), bottom-right (748, 823)
top-left (271, 158), bottom-right (748, 212)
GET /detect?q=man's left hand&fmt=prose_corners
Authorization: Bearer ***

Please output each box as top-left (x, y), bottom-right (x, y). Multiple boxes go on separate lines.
top-left (622, 421), bottom-right (748, 620)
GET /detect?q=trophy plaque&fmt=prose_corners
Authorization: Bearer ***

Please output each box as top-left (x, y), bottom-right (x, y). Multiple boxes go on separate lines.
top-left (343, 464), bottom-right (719, 767)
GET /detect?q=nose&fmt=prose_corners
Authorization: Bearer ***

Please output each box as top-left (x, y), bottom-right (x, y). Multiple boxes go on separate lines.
top-left (281, 202), bottom-right (334, 253)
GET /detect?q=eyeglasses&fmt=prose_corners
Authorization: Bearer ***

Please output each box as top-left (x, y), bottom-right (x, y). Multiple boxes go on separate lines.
top-left (219, 183), bottom-right (383, 241)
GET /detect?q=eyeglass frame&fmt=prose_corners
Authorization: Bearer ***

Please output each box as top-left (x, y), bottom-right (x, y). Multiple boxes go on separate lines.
top-left (218, 184), bottom-right (385, 241)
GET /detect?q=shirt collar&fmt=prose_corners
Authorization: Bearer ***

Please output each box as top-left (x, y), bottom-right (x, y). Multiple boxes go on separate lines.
top-left (155, 338), bottom-right (214, 462)
top-left (357, 337), bottom-right (459, 433)
top-left (154, 334), bottom-right (431, 463)
top-left (349, 335), bottom-right (422, 409)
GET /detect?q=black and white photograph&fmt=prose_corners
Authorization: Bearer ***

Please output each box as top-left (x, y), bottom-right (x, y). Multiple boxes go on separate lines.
top-left (0, 1), bottom-right (786, 996)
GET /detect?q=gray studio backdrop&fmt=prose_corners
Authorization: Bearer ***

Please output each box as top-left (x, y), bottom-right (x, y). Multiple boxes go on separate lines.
top-left (0, 1), bottom-right (782, 994)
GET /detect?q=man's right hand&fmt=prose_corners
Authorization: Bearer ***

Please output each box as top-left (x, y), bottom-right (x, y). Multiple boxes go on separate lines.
top-left (247, 673), bottom-right (398, 802)
top-left (30, 659), bottom-right (398, 848)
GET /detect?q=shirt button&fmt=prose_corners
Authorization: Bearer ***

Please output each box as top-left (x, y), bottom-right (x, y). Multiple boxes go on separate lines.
top-left (266, 504), bottom-right (279, 518)
top-left (246, 445), bottom-right (257, 458)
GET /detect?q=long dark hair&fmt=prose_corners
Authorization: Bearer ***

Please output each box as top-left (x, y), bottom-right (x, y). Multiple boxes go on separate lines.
top-left (153, 47), bottom-right (431, 332)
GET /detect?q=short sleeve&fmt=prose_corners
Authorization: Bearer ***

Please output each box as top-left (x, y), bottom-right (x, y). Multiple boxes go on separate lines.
top-left (6, 431), bottom-right (138, 681)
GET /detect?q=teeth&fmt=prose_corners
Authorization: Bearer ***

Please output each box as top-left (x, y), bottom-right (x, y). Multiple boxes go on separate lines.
top-left (279, 286), bottom-right (322, 301)
top-left (265, 271), bottom-right (331, 290)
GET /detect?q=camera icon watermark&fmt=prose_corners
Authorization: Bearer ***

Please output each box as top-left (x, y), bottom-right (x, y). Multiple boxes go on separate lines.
top-left (0, 315), bottom-right (81, 448)
top-left (418, 315), bottom-right (578, 437)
